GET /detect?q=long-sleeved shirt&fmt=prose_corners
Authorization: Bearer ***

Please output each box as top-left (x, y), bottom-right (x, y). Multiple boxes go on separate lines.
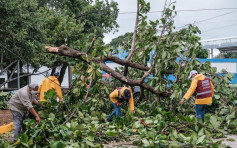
top-left (38, 76), bottom-right (63, 102)
top-left (183, 74), bottom-right (214, 104)
top-left (109, 87), bottom-right (135, 111)
top-left (9, 85), bottom-right (34, 116)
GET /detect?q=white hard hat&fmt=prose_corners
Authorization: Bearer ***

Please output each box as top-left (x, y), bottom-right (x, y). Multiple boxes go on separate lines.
top-left (188, 70), bottom-right (198, 79)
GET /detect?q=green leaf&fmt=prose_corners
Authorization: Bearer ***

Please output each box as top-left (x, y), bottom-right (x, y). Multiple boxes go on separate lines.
top-left (78, 111), bottom-right (84, 118)
top-left (86, 140), bottom-right (95, 147)
top-left (86, 67), bottom-right (93, 73)
top-left (171, 141), bottom-right (180, 147)
top-left (32, 129), bottom-right (41, 137)
top-left (86, 136), bottom-right (94, 142)
top-left (171, 129), bottom-right (178, 139)
top-left (142, 138), bottom-right (150, 146)
top-left (48, 113), bottom-right (55, 121)
top-left (196, 135), bottom-right (206, 144)
top-left (226, 138), bottom-right (235, 142)
top-left (21, 133), bottom-right (28, 144)
top-left (52, 141), bottom-right (66, 148)
top-left (162, 51), bottom-right (167, 59)
top-left (28, 137), bottom-right (34, 146)
top-left (133, 121), bottom-right (142, 128)
top-left (214, 94), bottom-right (220, 99)
top-left (226, 111), bottom-right (236, 121)
top-left (137, 51), bottom-right (143, 58)
top-left (172, 5), bottom-right (175, 10)
top-left (150, 79), bottom-right (155, 86)
top-left (194, 60), bottom-right (200, 66)
top-left (211, 67), bottom-right (217, 72)
top-left (198, 128), bottom-right (204, 136)
top-left (82, 55), bottom-right (88, 60)
top-left (210, 115), bottom-right (221, 129)
top-left (73, 88), bottom-right (79, 94)
top-left (106, 131), bottom-right (118, 137)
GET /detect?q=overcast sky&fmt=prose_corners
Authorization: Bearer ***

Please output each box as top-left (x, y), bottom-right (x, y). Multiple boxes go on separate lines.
top-left (104, 0), bottom-right (237, 44)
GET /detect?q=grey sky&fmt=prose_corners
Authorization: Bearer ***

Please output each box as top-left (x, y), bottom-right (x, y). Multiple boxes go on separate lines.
top-left (104, 0), bottom-right (237, 44)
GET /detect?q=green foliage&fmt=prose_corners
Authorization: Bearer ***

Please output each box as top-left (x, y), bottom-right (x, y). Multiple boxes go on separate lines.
top-left (4, 95), bottom-right (235, 147)
top-left (0, 0), bottom-right (119, 76)
top-left (224, 53), bottom-right (237, 58)
top-left (107, 32), bottom-right (133, 48)
top-left (196, 48), bottom-right (209, 58)
top-left (0, 92), bottom-right (11, 110)
top-left (0, 0), bottom-right (47, 68)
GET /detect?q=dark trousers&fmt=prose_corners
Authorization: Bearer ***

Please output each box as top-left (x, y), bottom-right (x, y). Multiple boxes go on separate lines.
top-left (11, 110), bottom-right (26, 139)
top-left (195, 104), bottom-right (206, 123)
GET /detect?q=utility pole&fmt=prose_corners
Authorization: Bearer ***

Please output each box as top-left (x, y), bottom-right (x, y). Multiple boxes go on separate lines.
top-left (211, 48), bottom-right (214, 59)
top-left (17, 60), bottom-right (20, 89)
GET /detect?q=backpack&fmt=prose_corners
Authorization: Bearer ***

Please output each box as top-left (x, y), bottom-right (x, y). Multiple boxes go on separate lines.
top-left (116, 87), bottom-right (129, 103)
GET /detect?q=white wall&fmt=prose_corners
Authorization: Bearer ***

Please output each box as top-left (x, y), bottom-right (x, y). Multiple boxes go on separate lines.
top-left (211, 62), bottom-right (237, 73)
top-left (106, 63), bottom-right (123, 70)
top-left (30, 66), bottom-right (69, 88)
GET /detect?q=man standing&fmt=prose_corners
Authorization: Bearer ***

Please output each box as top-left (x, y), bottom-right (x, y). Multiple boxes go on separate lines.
top-left (107, 86), bottom-right (135, 122)
top-left (180, 70), bottom-right (214, 122)
top-left (38, 72), bottom-right (63, 102)
top-left (9, 83), bottom-right (41, 139)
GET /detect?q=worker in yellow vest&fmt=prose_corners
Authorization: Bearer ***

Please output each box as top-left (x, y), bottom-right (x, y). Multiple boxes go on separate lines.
top-left (180, 70), bottom-right (214, 122)
top-left (107, 86), bottom-right (135, 122)
top-left (38, 72), bottom-right (63, 102)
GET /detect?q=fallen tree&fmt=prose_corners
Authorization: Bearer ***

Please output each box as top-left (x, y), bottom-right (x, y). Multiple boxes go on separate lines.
top-left (44, 0), bottom-right (199, 100)
top-left (1, 1), bottom-right (237, 147)
top-left (44, 0), bottom-right (236, 115)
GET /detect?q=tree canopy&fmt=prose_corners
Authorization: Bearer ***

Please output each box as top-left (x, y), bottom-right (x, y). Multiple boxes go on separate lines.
top-left (0, 0), bottom-right (119, 84)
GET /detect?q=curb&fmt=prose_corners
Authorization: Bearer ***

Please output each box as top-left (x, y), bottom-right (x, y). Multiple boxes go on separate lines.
top-left (0, 122), bottom-right (14, 134)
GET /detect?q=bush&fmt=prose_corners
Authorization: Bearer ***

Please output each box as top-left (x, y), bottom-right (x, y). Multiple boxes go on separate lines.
top-left (0, 92), bottom-right (11, 110)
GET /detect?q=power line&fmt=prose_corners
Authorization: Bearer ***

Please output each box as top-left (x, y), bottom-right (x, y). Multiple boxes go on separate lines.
top-left (119, 8), bottom-right (237, 14)
top-left (176, 10), bottom-right (237, 29)
top-left (196, 10), bottom-right (237, 24)
top-left (201, 23), bottom-right (237, 34)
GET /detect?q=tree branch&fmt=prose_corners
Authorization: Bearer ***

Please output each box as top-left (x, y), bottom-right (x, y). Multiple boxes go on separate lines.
top-left (82, 77), bottom-right (97, 104)
top-left (63, 107), bottom-right (77, 125)
top-left (126, 0), bottom-right (139, 61)
top-left (86, 36), bottom-right (98, 54)
top-left (45, 45), bottom-right (173, 96)
top-left (46, 45), bottom-right (150, 71)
